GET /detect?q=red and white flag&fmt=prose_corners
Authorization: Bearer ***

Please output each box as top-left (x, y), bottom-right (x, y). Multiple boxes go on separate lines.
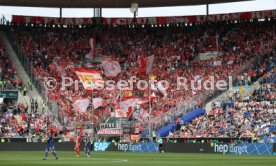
top-left (138, 55), bottom-right (154, 75)
top-left (156, 82), bottom-right (168, 98)
top-left (146, 55), bottom-right (154, 74)
top-left (72, 98), bottom-right (90, 113)
top-left (85, 52), bottom-right (93, 60)
top-left (150, 92), bottom-right (156, 100)
top-left (191, 75), bottom-right (203, 96)
top-left (74, 68), bottom-right (104, 90)
top-left (119, 97), bottom-right (147, 112)
top-left (101, 60), bottom-right (121, 77)
top-left (102, 55), bottom-right (112, 61)
top-left (85, 38), bottom-right (96, 60)
top-left (92, 98), bottom-right (103, 109)
top-left (53, 61), bottom-right (66, 76)
top-left (194, 75), bottom-right (203, 86)
top-left (227, 60), bottom-right (234, 65)
top-left (114, 106), bottom-right (128, 118)
top-left (119, 97), bottom-right (137, 112)
top-left (213, 60), bottom-right (222, 66)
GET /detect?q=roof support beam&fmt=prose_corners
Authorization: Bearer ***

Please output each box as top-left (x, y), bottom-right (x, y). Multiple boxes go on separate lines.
top-left (0, 0), bottom-right (252, 8)
top-left (59, 7), bottom-right (62, 19)
top-left (206, 4), bottom-right (209, 22)
top-left (94, 8), bottom-right (102, 18)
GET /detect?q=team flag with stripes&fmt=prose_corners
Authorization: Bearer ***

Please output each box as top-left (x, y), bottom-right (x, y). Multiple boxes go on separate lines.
top-left (74, 68), bottom-right (104, 90)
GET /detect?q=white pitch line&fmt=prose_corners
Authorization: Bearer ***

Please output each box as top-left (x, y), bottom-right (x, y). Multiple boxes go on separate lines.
top-left (60, 157), bottom-right (128, 163)
top-left (111, 159), bottom-right (128, 163)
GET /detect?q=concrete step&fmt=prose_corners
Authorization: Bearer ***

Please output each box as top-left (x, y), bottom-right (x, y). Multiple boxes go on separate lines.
top-left (0, 31), bottom-right (44, 113)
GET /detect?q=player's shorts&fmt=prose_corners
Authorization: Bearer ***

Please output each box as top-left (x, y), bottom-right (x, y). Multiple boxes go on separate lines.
top-left (85, 145), bottom-right (90, 149)
top-left (46, 144), bottom-right (55, 151)
top-left (74, 145), bottom-right (80, 151)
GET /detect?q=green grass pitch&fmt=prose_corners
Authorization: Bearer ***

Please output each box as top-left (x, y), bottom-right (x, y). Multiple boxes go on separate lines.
top-left (0, 151), bottom-right (275, 166)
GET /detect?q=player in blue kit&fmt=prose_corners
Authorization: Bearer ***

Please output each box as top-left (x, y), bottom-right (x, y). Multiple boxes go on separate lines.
top-left (84, 133), bottom-right (91, 157)
top-left (43, 130), bottom-right (59, 160)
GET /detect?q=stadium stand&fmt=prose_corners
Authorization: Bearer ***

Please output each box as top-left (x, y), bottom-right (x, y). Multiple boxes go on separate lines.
top-left (0, 100), bottom-right (64, 141)
top-left (166, 68), bottom-right (275, 140)
top-left (0, 15), bottom-right (275, 141)
top-left (0, 43), bottom-right (21, 90)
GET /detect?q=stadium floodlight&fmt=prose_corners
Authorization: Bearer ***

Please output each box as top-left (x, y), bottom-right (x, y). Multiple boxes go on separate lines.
top-left (130, 2), bottom-right (138, 13)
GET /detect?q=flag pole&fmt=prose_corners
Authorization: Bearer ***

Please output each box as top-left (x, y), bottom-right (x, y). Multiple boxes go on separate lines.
top-left (45, 88), bottom-right (48, 134)
top-left (91, 80), bottom-right (94, 140)
top-left (216, 32), bottom-right (219, 54)
top-left (119, 78), bottom-right (122, 142)
top-left (148, 75), bottom-right (152, 142)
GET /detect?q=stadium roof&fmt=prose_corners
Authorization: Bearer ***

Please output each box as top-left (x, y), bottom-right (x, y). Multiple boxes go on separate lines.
top-left (0, 0), bottom-right (252, 8)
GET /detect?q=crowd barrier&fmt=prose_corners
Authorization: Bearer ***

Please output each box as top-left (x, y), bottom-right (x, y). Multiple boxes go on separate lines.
top-left (94, 142), bottom-right (158, 152)
top-left (0, 138), bottom-right (61, 142)
top-left (0, 138), bottom-right (27, 142)
top-left (163, 143), bottom-right (213, 153)
top-left (0, 142), bottom-right (275, 155)
top-left (164, 137), bottom-right (252, 143)
top-left (213, 143), bottom-right (274, 155)
top-left (264, 137), bottom-right (276, 143)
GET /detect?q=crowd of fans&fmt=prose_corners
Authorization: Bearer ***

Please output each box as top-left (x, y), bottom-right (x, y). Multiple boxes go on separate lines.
top-left (0, 44), bottom-right (21, 90)
top-left (171, 68), bottom-right (275, 139)
top-left (0, 97), bottom-right (67, 141)
top-left (0, 101), bottom-right (42, 138)
top-left (2, 19), bottom-right (275, 138)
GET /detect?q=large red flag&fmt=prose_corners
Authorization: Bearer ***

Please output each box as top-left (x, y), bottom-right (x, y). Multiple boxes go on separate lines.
top-left (138, 55), bottom-right (154, 75)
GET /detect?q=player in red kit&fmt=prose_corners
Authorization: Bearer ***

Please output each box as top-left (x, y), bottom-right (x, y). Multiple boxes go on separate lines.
top-left (74, 133), bottom-right (81, 157)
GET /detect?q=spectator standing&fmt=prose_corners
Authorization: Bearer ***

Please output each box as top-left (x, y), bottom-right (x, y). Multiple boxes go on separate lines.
top-left (23, 84), bottom-right (27, 96)
top-left (28, 80), bottom-right (32, 91)
top-left (152, 130), bottom-right (156, 142)
top-left (35, 100), bottom-right (38, 112)
top-left (31, 99), bottom-right (34, 112)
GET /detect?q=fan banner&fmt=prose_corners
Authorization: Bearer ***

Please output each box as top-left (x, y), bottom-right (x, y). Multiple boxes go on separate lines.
top-left (74, 68), bottom-right (104, 90)
top-left (97, 129), bottom-right (122, 135)
top-left (12, 10), bottom-right (275, 25)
